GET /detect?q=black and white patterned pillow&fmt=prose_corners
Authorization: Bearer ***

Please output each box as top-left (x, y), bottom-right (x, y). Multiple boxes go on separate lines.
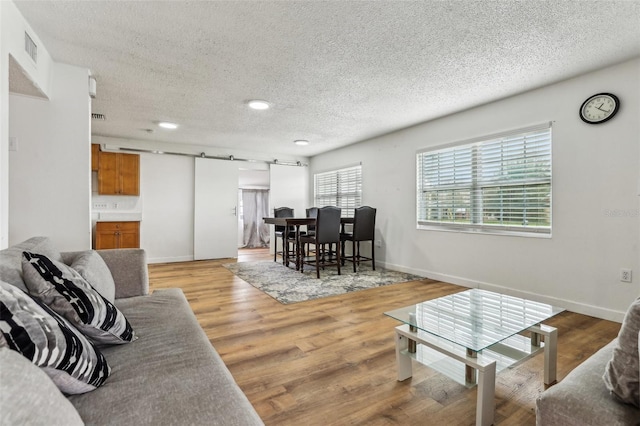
top-left (0, 280), bottom-right (110, 394)
top-left (22, 252), bottom-right (135, 345)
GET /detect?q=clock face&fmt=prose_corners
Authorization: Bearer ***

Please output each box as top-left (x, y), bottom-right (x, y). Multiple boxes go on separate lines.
top-left (580, 93), bottom-right (619, 124)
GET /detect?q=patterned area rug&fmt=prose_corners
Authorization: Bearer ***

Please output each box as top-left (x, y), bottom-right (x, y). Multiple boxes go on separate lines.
top-left (223, 260), bottom-right (423, 304)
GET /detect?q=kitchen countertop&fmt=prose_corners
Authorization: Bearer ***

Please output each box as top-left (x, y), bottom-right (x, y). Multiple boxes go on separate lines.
top-left (95, 212), bottom-right (142, 222)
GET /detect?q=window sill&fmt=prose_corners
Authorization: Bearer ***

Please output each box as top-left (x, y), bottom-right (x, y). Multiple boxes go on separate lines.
top-left (416, 223), bottom-right (552, 239)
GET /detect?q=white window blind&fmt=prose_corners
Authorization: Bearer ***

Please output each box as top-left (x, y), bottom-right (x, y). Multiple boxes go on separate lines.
top-left (314, 165), bottom-right (362, 217)
top-left (417, 123), bottom-right (552, 235)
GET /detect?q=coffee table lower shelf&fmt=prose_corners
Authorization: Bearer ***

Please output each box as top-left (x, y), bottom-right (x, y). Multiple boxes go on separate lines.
top-left (394, 323), bottom-right (557, 426)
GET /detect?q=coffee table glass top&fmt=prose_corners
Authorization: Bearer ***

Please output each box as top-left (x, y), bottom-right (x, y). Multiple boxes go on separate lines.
top-left (384, 289), bottom-right (564, 352)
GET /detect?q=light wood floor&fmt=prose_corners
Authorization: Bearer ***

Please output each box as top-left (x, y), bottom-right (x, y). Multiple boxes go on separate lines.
top-left (148, 248), bottom-right (620, 426)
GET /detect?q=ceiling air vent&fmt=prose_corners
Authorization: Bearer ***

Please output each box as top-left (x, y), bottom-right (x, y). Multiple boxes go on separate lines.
top-left (24, 32), bottom-right (37, 64)
top-left (91, 113), bottom-right (106, 120)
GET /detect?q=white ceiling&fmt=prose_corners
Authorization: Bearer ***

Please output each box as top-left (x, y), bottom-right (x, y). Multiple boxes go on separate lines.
top-left (13, 1), bottom-right (640, 158)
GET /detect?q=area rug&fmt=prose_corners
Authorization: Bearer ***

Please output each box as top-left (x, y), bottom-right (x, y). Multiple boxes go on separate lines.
top-left (223, 260), bottom-right (423, 304)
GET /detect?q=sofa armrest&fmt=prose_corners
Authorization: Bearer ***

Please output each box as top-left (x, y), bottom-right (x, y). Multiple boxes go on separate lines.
top-left (536, 338), bottom-right (640, 425)
top-left (96, 249), bottom-right (149, 298)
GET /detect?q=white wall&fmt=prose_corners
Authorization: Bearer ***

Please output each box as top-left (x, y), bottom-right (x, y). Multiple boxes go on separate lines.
top-left (0, 2), bottom-right (53, 98)
top-left (0, 0), bottom-right (55, 248)
top-left (1, 6), bottom-right (7, 249)
top-left (94, 137), bottom-right (308, 263)
top-left (8, 62), bottom-right (91, 251)
top-left (270, 164), bottom-right (309, 215)
top-left (268, 164), bottom-right (309, 255)
top-left (310, 58), bottom-right (640, 322)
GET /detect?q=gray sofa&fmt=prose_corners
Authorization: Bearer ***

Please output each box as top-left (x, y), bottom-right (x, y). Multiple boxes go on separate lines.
top-left (536, 328), bottom-right (640, 425)
top-left (0, 237), bottom-right (263, 426)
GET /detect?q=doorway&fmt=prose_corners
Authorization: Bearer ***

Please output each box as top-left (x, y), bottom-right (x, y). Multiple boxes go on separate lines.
top-left (238, 169), bottom-right (270, 253)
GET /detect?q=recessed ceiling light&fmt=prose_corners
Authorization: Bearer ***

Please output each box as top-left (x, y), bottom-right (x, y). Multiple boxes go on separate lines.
top-left (294, 140), bottom-right (309, 146)
top-left (158, 121), bottom-right (178, 129)
top-left (248, 100), bottom-right (270, 110)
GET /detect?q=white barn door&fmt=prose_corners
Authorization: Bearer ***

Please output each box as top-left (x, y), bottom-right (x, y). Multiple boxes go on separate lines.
top-left (194, 158), bottom-right (238, 260)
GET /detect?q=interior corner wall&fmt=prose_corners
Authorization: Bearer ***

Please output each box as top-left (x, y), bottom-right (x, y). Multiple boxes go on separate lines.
top-left (0, 0), bottom-right (55, 249)
top-left (8, 62), bottom-right (91, 251)
top-left (310, 58), bottom-right (640, 322)
top-left (0, 9), bottom-right (8, 250)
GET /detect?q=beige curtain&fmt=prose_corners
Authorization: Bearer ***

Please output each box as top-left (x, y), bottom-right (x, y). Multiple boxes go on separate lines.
top-left (241, 189), bottom-right (270, 248)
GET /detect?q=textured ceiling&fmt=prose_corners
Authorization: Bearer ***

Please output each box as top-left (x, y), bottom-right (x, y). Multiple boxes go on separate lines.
top-left (13, 1), bottom-right (640, 158)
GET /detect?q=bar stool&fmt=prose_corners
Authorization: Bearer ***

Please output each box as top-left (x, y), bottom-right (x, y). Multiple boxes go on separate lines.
top-left (302, 207), bottom-right (319, 257)
top-left (273, 207), bottom-right (295, 265)
top-left (340, 206), bottom-right (376, 272)
top-left (300, 206), bottom-right (341, 278)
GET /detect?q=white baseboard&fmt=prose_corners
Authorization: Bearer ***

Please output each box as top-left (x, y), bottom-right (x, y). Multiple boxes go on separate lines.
top-left (380, 260), bottom-right (625, 323)
top-left (147, 255), bottom-right (194, 264)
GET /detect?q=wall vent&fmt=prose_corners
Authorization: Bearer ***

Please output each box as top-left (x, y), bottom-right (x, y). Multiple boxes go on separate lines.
top-left (24, 32), bottom-right (37, 64)
top-left (91, 113), bottom-right (106, 120)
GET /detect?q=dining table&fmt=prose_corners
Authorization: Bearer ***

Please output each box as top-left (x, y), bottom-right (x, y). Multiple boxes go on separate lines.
top-left (263, 216), bottom-right (353, 272)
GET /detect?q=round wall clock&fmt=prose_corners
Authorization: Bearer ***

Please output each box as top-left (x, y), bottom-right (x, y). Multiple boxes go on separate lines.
top-left (579, 93), bottom-right (620, 124)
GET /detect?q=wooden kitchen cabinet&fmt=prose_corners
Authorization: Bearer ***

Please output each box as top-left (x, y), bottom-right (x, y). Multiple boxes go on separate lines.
top-left (98, 152), bottom-right (140, 195)
top-left (91, 144), bottom-right (100, 171)
top-left (95, 221), bottom-right (140, 249)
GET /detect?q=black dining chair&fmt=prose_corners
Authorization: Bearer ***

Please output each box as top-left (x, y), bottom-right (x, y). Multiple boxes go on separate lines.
top-left (273, 207), bottom-right (295, 265)
top-left (341, 206), bottom-right (377, 272)
top-left (305, 207), bottom-right (319, 236)
top-left (300, 206), bottom-right (341, 279)
top-left (302, 207), bottom-right (319, 257)
top-left (307, 206), bottom-right (338, 259)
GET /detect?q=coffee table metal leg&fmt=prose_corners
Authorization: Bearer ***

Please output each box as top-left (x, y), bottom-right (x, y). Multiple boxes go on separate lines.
top-left (531, 330), bottom-right (541, 346)
top-left (465, 348), bottom-right (477, 384)
top-left (408, 313), bottom-right (417, 353)
top-left (395, 330), bottom-right (413, 381)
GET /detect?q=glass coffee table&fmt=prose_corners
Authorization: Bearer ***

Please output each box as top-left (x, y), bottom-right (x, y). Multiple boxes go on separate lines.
top-left (384, 289), bottom-right (564, 426)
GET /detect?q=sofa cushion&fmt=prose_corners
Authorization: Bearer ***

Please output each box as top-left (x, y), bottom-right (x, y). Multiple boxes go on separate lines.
top-left (0, 236), bottom-right (62, 292)
top-left (0, 348), bottom-right (84, 426)
top-left (70, 250), bottom-right (116, 303)
top-left (603, 296), bottom-right (640, 407)
top-left (67, 288), bottom-right (264, 425)
top-left (0, 280), bottom-right (110, 394)
top-left (22, 252), bottom-right (135, 345)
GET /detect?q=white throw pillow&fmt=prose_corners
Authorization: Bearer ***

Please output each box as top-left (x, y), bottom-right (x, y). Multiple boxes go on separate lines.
top-left (603, 296), bottom-right (640, 407)
top-left (70, 250), bottom-right (116, 303)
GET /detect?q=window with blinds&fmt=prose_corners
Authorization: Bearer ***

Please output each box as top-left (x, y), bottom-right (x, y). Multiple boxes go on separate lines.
top-left (417, 123), bottom-right (552, 236)
top-left (314, 165), bottom-right (362, 217)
